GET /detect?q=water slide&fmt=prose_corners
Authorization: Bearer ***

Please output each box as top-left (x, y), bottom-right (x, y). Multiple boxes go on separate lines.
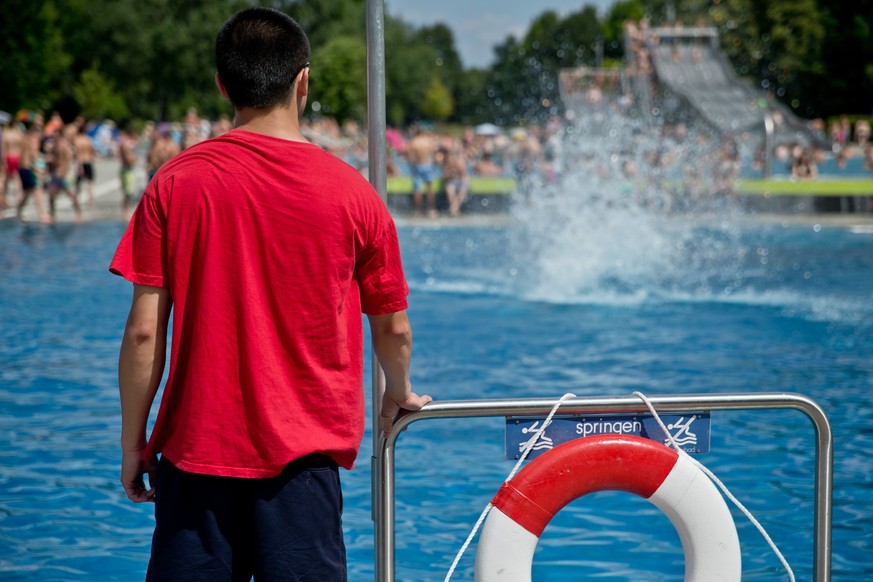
top-left (644, 26), bottom-right (812, 141)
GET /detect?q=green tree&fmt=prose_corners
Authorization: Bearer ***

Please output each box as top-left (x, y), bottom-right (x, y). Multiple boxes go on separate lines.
top-left (416, 24), bottom-right (464, 118)
top-left (602, 0), bottom-right (646, 59)
top-left (3, 0), bottom-right (868, 125)
top-left (767, 0), bottom-right (825, 112)
top-left (0, 0), bottom-right (74, 113)
top-left (455, 68), bottom-right (489, 124)
top-left (311, 36), bottom-right (368, 122)
top-left (73, 64), bottom-right (130, 120)
top-left (384, 18), bottom-right (438, 125)
top-left (76, 0), bottom-right (245, 120)
top-left (484, 6), bottom-right (603, 124)
top-left (704, 0), bottom-right (826, 115)
top-left (279, 0), bottom-right (365, 51)
top-left (813, 0), bottom-right (873, 116)
top-left (552, 6), bottom-right (603, 69)
top-left (421, 74), bottom-right (454, 121)
top-left (484, 35), bottom-right (525, 124)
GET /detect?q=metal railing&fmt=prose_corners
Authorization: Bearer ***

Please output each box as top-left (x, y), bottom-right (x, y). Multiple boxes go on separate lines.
top-left (364, 5), bottom-right (832, 581)
top-left (374, 392), bottom-right (833, 581)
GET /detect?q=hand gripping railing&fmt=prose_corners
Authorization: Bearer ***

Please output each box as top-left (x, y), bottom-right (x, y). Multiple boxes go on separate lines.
top-left (373, 392), bottom-right (833, 581)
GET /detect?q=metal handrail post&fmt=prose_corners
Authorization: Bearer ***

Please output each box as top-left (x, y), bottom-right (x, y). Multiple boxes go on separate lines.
top-left (380, 424), bottom-right (397, 582)
top-left (763, 111), bottom-right (774, 179)
top-left (809, 397), bottom-right (834, 581)
top-left (365, 0), bottom-right (388, 580)
top-left (379, 392), bottom-right (832, 581)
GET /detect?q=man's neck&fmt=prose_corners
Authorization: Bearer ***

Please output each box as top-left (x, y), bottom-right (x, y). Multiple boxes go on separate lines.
top-left (233, 105), bottom-right (308, 143)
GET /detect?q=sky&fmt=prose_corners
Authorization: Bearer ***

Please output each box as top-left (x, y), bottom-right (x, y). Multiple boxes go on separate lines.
top-left (386, 0), bottom-right (617, 69)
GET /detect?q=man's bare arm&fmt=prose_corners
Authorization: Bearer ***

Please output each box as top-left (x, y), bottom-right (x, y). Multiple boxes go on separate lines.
top-left (367, 311), bottom-right (431, 437)
top-left (118, 284), bottom-right (171, 502)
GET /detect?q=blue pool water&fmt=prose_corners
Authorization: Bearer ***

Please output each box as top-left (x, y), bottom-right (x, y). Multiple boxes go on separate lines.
top-left (1, 213), bottom-right (871, 581)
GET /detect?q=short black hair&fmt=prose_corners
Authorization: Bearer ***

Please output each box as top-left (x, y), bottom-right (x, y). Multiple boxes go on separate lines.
top-left (215, 7), bottom-right (310, 110)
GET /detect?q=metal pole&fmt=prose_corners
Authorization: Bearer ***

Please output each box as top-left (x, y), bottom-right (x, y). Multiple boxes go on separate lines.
top-left (365, 1), bottom-right (388, 580)
top-left (810, 399), bottom-right (834, 581)
top-left (380, 392), bottom-right (832, 581)
top-left (763, 111), bottom-right (774, 179)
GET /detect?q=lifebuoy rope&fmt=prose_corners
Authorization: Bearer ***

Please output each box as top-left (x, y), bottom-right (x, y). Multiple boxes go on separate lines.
top-left (442, 391), bottom-right (796, 582)
top-left (632, 391), bottom-right (795, 582)
top-left (443, 392), bottom-right (578, 581)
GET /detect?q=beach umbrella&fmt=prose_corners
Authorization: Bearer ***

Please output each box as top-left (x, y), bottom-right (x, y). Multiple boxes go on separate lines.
top-left (474, 123), bottom-right (501, 136)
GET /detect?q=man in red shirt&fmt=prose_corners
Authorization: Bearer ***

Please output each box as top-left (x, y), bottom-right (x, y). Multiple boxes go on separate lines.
top-left (111, 7), bottom-right (431, 580)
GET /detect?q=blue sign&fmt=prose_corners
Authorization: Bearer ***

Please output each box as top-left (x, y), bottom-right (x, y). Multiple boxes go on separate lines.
top-left (505, 412), bottom-right (711, 460)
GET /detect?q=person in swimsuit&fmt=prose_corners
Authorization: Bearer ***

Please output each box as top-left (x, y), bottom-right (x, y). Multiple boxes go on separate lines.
top-left (75, 124), bottom-right (97, 208)
top-left (46, 125), bottom-right (83, 222)
top-left (15, 122), bottom-right (51, 223)
top-left (119, 126), bottom-right (140, 220)
top-left (2, 120), bottom-right (24, 209)
top-left (146, 127), bottom-right (180, 183)
top-left (441, 145), bottom-right (469, 217)
top-left (406, 126), bottom-right (438, 218)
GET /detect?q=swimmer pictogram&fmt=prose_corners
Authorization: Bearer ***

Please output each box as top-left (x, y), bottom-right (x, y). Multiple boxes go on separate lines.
top-left (518, 420), bottom-right (554, 453)
top-left (666, 416), bottom-right (698, 447)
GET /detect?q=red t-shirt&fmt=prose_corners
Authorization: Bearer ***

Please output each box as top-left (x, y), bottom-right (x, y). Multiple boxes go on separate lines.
top-left (110, 129), bottom-right (408, 478)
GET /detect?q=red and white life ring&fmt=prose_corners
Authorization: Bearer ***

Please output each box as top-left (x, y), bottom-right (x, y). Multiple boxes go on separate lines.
top-left (474, 434), bottom-right (741, 581)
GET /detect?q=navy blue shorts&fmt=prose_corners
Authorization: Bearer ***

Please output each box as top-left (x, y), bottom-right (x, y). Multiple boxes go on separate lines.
top-left (146, 454), bottom-right (346, 582)
top-left (18, 168), bottom-right (37, 191)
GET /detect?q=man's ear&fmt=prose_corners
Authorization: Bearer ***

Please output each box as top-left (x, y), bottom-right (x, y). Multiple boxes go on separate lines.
top-left (296, 67), bottom-right (309, 98)
top-left (215, 73), bottom-right (230, 100)
top-left (294, 67), bottom-right (309, 116)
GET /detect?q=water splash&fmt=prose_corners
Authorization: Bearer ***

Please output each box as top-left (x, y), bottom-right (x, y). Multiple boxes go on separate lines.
top-left (402, 106), bottom-right (872, 331)
top-left (508, 110), bottom-right (748, 306)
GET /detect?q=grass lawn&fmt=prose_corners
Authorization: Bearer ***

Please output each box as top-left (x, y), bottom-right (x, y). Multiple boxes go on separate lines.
top-left (387, 176), bottom-right (516, 195)
top-left (386, 176), bottom-right (873, 196)
top-left (735, 178), bottom-right (873, 196)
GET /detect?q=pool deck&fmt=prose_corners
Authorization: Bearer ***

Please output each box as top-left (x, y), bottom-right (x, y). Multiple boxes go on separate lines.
top-left (4, 157), bottom-right (872, 227)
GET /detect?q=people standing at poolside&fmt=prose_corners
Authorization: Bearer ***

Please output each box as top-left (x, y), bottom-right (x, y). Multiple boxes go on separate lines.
top-left (790, 145), bottom-right (818, 180)
top-left (118, 127), bottom-right (139, 219)
top-left (146, 127), bottom-right (180, 183)
top-left (75, 124), bottom-right (96, 208)
top-left (94, 120), bottom-right (116, 158)
top-left (15, 123), bottom-right (51, 223)
top-left (110, 7), bottom-right (430, 580)
top-left (442, 145), bottom-right (469, 217)
top-left (2, 121), bottom-right (26, 210)
top-left (46, 126), bottom-right (83, 222)
top-left (43, 111), bottom-right (64, 138)
top-left (407, 126), bottom-right (438, 218)
top-left (211, 114), bottom-right (232, 137)
top-left (513, 128), bottom-right (542, 204)
top-left (182, 107), bottom-right (207, 150)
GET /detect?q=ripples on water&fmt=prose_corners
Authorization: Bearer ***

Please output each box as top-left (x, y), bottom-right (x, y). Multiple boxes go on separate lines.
top-left (1, 215), bottom-right (871, 580)
top-left (0, 222), bottom-right (150, 580)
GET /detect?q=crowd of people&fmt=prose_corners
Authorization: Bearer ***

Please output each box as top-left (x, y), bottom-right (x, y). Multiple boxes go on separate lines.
top-left (2, 107), bottom-right (572, 221)
top-left (303, 115), bottom-right (566, 216)
top-left (751, 115), bottom-right (873, 181)
top-left (0, 108), bottom-right (234, 222)
top-left (3, 103), bottom-right (872, 223)
top-left (817, 116), bottom-right (873, 174)
top-left (1, 111), bottom-right (95, 223)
